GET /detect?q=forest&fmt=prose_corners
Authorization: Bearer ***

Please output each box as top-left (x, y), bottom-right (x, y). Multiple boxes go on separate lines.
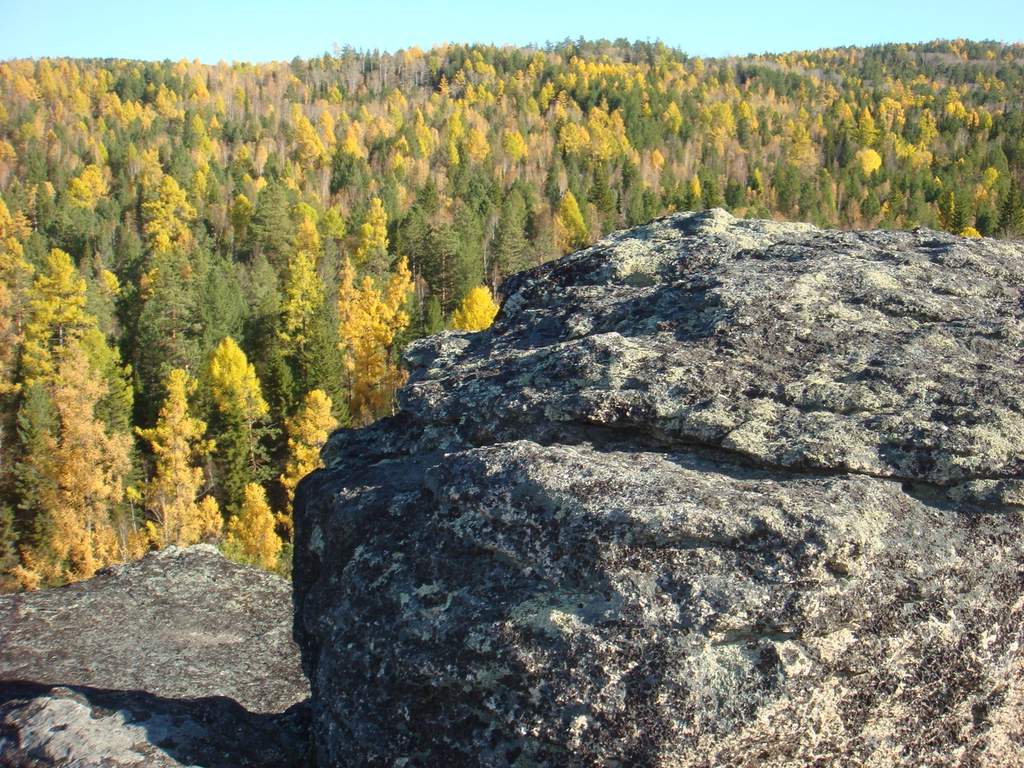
top-left (1, 38), bottom-right (1023, 588)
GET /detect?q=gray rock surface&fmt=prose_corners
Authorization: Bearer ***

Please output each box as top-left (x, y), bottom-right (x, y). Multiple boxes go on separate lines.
top-left (0, 544), bottom-right (310, 767)
top-left (293, 210), bottom-right (1024, 766)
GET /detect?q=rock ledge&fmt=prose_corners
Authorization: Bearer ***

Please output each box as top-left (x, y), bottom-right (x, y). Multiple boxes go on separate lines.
top-left (0, 544), bottom-right (310, 767)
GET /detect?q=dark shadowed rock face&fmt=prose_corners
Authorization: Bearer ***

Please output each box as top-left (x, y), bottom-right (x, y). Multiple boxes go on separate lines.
top-left (0, 545), bottom-right (310, 767)
top-left (294, 210), bottom-right (1024, 767)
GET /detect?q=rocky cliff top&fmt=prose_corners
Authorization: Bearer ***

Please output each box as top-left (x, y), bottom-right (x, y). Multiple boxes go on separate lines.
top-left (0, 545), bottom-right (309, 767)
top-left (295, 210), bottom-right (1024, 766)
top-left (382, 208), bottom-right (1024, 492)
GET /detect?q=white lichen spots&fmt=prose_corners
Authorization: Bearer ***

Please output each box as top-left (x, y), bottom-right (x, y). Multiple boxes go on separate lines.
top-left (790, 271), bottom-right (830, 305)
top-left (808, 627), bottom-right (858, 666)
top-left (939, 407), bottom-right (1024, 478)
top-left (721, 398), bottom-right (783, 461)
top-left (567, 713), bottom-right (592, 750)
top-left (861, 268), bottom-right (902, 293)
top-left (508, 592), bottom-right (594, 637)
top-left (692, 207), bottom-right (815, 250)
top-left (776, 639), bottom-right (814, 678)
top-left (680, 398), bottom-right (742, 440)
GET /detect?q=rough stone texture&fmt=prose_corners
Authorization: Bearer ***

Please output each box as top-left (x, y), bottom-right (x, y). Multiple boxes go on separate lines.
top-left (294, 209), bottom-right (1024, 767)
top-left (0, 544), bottom-right (310, 767)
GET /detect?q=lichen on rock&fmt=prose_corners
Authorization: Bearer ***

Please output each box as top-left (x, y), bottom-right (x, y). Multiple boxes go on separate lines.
top-left (0, 545), bottom-right (310, 767)
top-left (294, 210), bottom-right (1024, 766)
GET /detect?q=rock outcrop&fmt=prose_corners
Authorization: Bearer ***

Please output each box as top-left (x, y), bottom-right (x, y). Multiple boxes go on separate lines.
top-left (294, 210), bottom-right (1024, 766)
top-left (0, 545), bottom-right (310, 767)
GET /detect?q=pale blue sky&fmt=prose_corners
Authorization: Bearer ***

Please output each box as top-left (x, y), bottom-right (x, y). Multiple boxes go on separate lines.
top-left (2, 0), bottom-right (1022, 62)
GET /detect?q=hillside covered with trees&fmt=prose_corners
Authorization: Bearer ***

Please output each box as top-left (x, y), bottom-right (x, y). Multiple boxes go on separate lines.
top-left (1, 38), bottom-right (1023, 588)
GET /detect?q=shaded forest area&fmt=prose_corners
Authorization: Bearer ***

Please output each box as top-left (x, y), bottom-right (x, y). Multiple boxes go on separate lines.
top-left (1, 38), bottom-right (1023, 587)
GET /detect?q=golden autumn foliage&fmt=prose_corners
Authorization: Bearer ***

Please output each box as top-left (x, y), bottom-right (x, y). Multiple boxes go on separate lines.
top-left (279, 389), bottom-right (338, 531)
top-left (0, 280), bottom-right (18, 397)
top-left (341, 122), bottom-right (367, 159)
top-left (337, 256), bottom-right (413, 424)
top-left (208, 336), bottom-right (269, 423)
top-left (67, 164), bottom-right (108, 209)
top-left (451, 286), bottom-right (500, 332)
top-left (857, 107), bottom-right (879, 147)
top-left (502, 130), bottom-right (528, 163)
top-left (555, 190), bottom-right (589, 253)
top-left (688, 175), bottom-right (702, 205)
top-left (206, 336), bottom-right (270, 513)
top-left (225, 483), bottom-right (281, 570)
top-left (662, 101), bottom-right (683, 134)
top-left (295, 214), bottom-right (321, 255)
top-left (855, 148), bottom-right (883, 176)
top-left (23, 343), bottom-right (133, 584)
top-left (464, 126), bottom-right (490, 164)
top-left (136, 368), bottom-right (221, 548)
top-left (230, 193), bottom-right (253, 241)
top-left (142, 174), bottom-right (197, 254)
top-left (291, 104), bottom-right (325, 170)
top-left (2, 41), bottom-right (1024, 586)
top-left (354, 196), bottom-right (389, 271)
top-left (0, 200), bottom-right (32, 396)
top-left (20, 248), bottom-right (95, 386)
top-left (279, 247), bottom-right (325, 350)
top-left (558, 122), bottom-right (590, 156)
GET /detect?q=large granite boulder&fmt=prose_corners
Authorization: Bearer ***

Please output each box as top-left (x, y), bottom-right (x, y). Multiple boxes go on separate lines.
top-left (293, 210), bottom-right (1024, 766)
top-left (0, 545), bottom-right (310, 767)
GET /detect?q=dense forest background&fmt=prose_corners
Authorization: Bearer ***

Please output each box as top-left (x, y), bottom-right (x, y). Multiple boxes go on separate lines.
top-left (2, 38), bottom-right (1024, 587)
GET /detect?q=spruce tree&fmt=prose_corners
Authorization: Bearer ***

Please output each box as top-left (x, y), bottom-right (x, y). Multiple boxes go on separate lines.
top-left (492, 188), bottom-right (530, 280)
top-left (998, 182), bottom-right (1024, 237)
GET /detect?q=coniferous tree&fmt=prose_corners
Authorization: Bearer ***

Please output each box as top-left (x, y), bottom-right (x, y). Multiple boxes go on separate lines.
top-left (451, 285), bottom-right (500, 332)
top-left (207, 337), bottom-right (273, 512)
top-left (279, 389), bottom-right (338, 534)
top-left (998, 181), bottom-right (1024, 237)
top-left (133, 247), bottom-right (205, 423)
top-left (20, 248), bottom-right (95, 386)
top-left (2, 41), bottom-right (1024, 585)
top-left (354, 197), bottom-right (390, 275)
top-left (16, 343), bottom-right (134, 586)
top-left (423, 295), bottom-right (444, 335)
top-left (337, 256), bottom-right (414, 424)
top-left (247, 183), bottom-right (295, 267)
top-left (225, 483), bottom-right (282, 571)
top-left (136, 368), bottom-right (220, 548)
top-left (141, 175), bottom-right (196, 256)
top-left (0, 205), bottom-right (33, 542)
top-left (492, 187), bottom-right (530, 280)
top-left (420, 221), bottom-right (461, 313)
top-left (0, 200), bottom-right (33, 398)
top-left (555, 190), bottom-right (589, 253)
